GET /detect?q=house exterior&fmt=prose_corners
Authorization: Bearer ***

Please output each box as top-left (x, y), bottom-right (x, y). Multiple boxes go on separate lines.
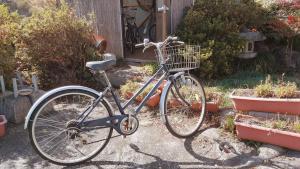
top-left (67, 0), bottom-right (193, 59)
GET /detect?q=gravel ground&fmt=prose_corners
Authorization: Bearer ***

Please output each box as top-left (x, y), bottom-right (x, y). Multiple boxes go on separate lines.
top-left (1, 63), bottom-right (300, 169)
top-left (1, 111), bottom-right (300, 169)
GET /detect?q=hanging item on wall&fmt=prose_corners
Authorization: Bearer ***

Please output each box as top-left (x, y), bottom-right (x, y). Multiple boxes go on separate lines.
top-left (92, 34), bottom-right (107, 54)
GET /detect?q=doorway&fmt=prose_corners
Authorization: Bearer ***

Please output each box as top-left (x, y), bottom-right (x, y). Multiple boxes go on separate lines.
top-left (122, 0), bottom-right (157, 62)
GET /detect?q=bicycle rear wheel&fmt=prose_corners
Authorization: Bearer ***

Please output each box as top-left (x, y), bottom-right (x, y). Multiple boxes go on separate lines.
top-left (163, 74), bottom-right (206, 138)
top-left (28, 89), bottom-right (113, 166)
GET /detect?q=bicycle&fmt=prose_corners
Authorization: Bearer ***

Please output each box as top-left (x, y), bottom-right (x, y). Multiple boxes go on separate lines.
top-left (24, 36), bottom-right (206, 166)
top-left (123, 5), bottom-right (156, 53)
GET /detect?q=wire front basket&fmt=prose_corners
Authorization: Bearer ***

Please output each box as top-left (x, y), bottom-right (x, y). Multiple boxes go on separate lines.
top-left (155, 45), bottom-right (201, 72)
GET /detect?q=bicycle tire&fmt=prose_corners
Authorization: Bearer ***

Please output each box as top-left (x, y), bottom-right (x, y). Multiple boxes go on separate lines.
top-left (137, 0), bottom-right (155, 12)
top-left (148, 24), bottom-right (156, 42)
top-left (28, 89), bottom-right (113, 166)
top-left (163, 74), bottom-right (206, 138)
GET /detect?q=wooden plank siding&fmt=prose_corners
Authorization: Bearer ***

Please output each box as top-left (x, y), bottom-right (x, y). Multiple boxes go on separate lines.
top-left (170, 0), bottom-right (193, 33)
top-left (67, 0), bottom-right (124, 58)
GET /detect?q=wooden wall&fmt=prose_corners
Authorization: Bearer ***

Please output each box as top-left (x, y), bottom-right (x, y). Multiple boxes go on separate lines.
top-left (67, 0), bottom-right (124, 58)
top-left (170, 0), bottom-right (193, 33)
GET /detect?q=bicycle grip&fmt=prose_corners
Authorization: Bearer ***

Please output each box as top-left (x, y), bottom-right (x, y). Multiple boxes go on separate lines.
top-left (135, 43), bottom-right (144, 48)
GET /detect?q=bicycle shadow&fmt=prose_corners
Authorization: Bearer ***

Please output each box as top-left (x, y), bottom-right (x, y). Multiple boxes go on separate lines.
top-left (63, 125), bottom-right (264, 169)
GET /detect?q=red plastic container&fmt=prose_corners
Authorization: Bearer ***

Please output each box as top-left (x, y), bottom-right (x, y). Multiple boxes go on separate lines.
top-left (0, 115), bottom-right (7, 138)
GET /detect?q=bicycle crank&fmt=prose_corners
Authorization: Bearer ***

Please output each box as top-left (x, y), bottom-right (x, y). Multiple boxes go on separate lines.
top-left (119, 115), bottom-right (139, 136)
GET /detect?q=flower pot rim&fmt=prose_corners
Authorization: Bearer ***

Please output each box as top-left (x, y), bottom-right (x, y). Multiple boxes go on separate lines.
top-left (230, 89), bottom-right (300, 102)
top-left (234, 114), bottom-right (300, 137)
top-left (0, 115), bottom-right (7, 125)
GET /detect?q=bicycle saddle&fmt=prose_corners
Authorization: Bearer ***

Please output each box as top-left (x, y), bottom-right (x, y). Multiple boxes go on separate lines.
top-left (86, 59), bottom-right (116, 71)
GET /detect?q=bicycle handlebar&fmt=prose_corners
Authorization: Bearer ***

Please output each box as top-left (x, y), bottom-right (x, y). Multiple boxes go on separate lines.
top-left (135, 36), bottom-right (184, 49)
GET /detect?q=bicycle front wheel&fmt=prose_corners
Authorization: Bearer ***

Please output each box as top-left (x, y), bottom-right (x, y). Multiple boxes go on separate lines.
top-left (163, 74), bottom-right (206, 138)
top-left (28, 89), bottom-right (113, 166)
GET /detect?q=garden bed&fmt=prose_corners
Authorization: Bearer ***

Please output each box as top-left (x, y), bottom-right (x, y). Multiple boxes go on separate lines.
top-left (235, 114), bottom-right (300, 151)
top-left (230, 89), bottom-right (300, 115)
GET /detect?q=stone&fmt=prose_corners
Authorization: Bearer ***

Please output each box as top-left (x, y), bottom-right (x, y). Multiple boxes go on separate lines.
top-left (220, 108), bottom-right (236, 128)
top-left (201, 128), bottom-right (221, 140)
top-left (258, 144), bottom-right (286, 160)
top-left (0, 90), bottom-right (45, 124)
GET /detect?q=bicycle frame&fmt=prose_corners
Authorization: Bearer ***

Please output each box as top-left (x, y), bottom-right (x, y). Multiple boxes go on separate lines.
top-left (78, 65), bottom-right (169, 125)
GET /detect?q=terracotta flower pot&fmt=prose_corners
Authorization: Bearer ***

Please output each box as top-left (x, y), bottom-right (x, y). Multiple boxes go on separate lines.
top-left (0, 115), bottom-right (7, 138)
top-left (168, 99), bottom-right (183, 108)
top-left (158, 80), bottom-right (168, 92)
top-left (235, 114), bottom-right (300, 151)
top-left (146, 92), bottom-right (161, 108)
top-left (191, 97), bottom-right (221, 113)
top-left (230, 89), bottom-right (300, 115)
top-left (135, 91), bottom-right (161, 108)
top-left (124, 92), bottom-right (134, 100)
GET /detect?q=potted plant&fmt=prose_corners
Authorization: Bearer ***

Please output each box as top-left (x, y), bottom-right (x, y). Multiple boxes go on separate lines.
top-left (230, 75), bottom-right (300, 115)
top-left (120, 81), bottom-right (140, 100)
top-left (182, 87), bottom-right (222, 113)
top-left (235, 114), bottom-right (300, 151)
top-left (136, 83), bottom-right (161, 108)
top-left (0, 115), bottom-right (7, 138)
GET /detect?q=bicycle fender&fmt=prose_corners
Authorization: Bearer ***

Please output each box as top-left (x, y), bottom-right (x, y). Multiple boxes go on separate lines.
top-left (24, 86), bottom-right (105, 129)
top-left (159, 72), bottom-right (185, 124)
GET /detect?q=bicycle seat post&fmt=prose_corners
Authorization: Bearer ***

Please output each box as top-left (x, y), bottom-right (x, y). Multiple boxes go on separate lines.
top-left (100, 71), bottom-right (112, 88)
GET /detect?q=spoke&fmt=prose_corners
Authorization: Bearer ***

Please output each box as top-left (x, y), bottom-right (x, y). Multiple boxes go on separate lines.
top-left (39, 130), bottom-right (66, 148)
top-left (37, 117), bottom-right (66, 126)
top-left (35, 123), bottom-right (66, 131)
top-left (47, 135), bottom-right (69, 155)
top-left (35, 130), bottom-right (62, 139)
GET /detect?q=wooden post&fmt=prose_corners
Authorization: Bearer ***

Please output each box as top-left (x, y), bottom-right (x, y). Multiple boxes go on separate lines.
top-left (158, 0), bottom-right (169, 40)
top-left (162, 0), bottom-right (168, 39)
top-left (0, 76), bottom-right (5, 94)
top-left (13, 78), bottom-right (18, 98)
top-left (32, 75), bottom-right (38, 92)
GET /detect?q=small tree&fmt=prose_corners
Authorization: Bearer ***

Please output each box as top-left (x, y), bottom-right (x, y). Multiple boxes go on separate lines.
top-left (0, 4), bottom-right (20, 88)
top-left (177, 0), bottom-right (269, 79)
top-left (16, 4), bottom-right (98, 89)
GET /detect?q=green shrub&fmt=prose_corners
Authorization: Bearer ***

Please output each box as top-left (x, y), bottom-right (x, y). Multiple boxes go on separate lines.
top-left (224, 115), bottom-right (235, 133)
top-left (237, 52), bottom-right (280, 74)
top-left (120, 81), bottom-right (140, 97)
top-left (274, 81), bottom-right (298, 98)
top-left (0, 4), bottom-right (20, 88)
top-left (254, 75), bottom-right (298, 98)
top-left (16, 4), bottom-right (98, 89)
top-left (177, 0), bottom-right (269, 79)
top-left (254, 75), bottom-right (273, 97)
top-left (142, 63), bottom-right (158, 76)
top-left (293, 122), bottom-right (300, 133)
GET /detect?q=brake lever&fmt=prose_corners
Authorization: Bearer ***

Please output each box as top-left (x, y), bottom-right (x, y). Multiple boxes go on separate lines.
top-left (143, 45), bottom-right (150, 53)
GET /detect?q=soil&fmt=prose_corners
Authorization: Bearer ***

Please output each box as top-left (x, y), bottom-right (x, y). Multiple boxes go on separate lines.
top-left (236, 114), bottom-right (300, 134)
top-left (234, 89), bottom-right (300, 98)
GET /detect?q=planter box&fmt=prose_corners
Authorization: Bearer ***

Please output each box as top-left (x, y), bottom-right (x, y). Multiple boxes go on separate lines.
top-left (191, 96), bottom-right (221, 113)
top-left (0, 115), bottom-right (7, 138)
top-left (235, 114), bottom-right (300, 151)
top-left (230, 89), bottom-right (300, 115)
top-left (169, 97), bottom-right (221, 113)
top-left (136, 91), bottom-right (161, 108)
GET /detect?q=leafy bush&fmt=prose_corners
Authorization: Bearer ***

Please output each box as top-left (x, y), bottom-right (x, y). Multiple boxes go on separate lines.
top-left (0, 4), bottom-right (20, 87)
top-left (177, 0), bottom-right (269, 79)
top-left (237, 52), bottom-right (280, 74)
top-left (16, 4), bottom-right (98, 89)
